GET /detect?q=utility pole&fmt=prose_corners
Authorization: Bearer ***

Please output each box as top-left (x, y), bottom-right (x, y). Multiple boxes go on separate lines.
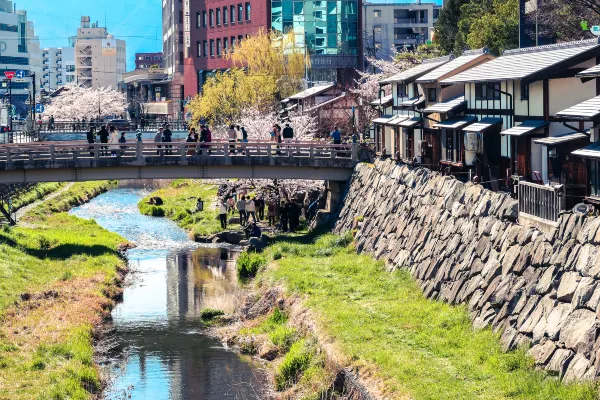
top-left (32, 72), bottom-right (36, 124)
top-left (8, 78), bottom-right (12, 133)
top-left (372, 29), bottom-right (376, 73)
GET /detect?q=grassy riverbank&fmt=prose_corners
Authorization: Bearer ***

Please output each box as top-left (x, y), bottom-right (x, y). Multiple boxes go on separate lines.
top-left (10, 182), bottom-right (65, 211)
top-left (0, 181), bottom-right (127, 400)
top-left (138, 179), bottom-right (221, 238)
top-left (241, 233), bottom-right (598, 400)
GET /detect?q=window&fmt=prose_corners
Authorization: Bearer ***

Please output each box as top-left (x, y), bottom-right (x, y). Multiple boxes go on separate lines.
top-left (209, 9), bottom-right (214, 26)
top-left (217, 39), bottom-right (221, 56)
top-left (197, 42), bottom-right (202, 57)
top-left (316, 37), bottom-right (325, 46)
top-left (224, 37), bottom-right (229, 51)
top-left (374, 9), bottom-right (381, 17)
top-left (231, 36), bottom-right (236, 49)
top-left (178, 31), bottom-right (183, 44)
top-left (224, 7), bottom-right (228, 24)
top-left (397, 84), bottom-right (407, 98)
top-left (230, 5), bottom-right (235, 23)
top-left (475, 83), bottom-right (501, 100)
top-left (245, 2), bottom-right (251, 20)
top-left (427, 88), bottom-right (436, 102)
top-left (210, 39), bottom-right (215, 56)
top-left (179, 10), bottom-right (183, 23)
top-left (238, 35), bottom-right (243, 43)
top-left (521, 83), bottom-right (529, 100)
top-left (203, 40), bottom-right (208, 57)
top-left (374, 26), bottom-right (382, 34)
top-left (66, 75), bottom-right (75, 83)
top-left (202, 11), bottom-right (207, 27)
top-left (216, 8), bottom-right (221, 25)
top-left (0, 23), bottom-right (18, 32)
top-left (238, 4), bottom-right (243, 22)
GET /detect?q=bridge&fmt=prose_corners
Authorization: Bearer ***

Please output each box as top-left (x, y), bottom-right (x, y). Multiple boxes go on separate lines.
top-left (0, 141), bottom-right (359, 184)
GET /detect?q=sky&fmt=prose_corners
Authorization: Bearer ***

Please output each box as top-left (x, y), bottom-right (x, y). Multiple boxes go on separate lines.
top-left (17, 0), bottom-right (163, 71)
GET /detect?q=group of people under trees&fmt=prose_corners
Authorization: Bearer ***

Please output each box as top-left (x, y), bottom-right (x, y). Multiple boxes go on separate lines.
top-left (217, 193), bottom-right (303, 234)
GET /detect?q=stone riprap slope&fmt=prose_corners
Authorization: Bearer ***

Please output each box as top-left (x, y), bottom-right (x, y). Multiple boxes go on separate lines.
top-left (334, 160), bottom-right (600, 382)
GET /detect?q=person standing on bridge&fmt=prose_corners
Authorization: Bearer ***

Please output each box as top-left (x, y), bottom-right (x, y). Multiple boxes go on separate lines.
top-left (154, 127), bottom-right (164, 155)
top-left (282, 123), bottom-right (294, 156)
top-left (49, 115), bottom-right (55, 131)
top-left (98, 125), bottom-right (109, 156)
top-left (163, 124), bottom-right (173, 155)
top-left (330, 126), bottom-right (342, 145)
top-left (228, 125), bottom-right (237, 154)
top-left (246, 196), bottom-right (256, 223)
top-left (86, 127), bottom-right (96, 156)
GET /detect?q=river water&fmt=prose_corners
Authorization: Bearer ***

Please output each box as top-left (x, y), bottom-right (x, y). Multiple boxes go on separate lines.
top-left (69, 188), bottom-right (269, 400)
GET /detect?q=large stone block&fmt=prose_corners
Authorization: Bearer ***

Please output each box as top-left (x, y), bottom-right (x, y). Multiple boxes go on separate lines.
top-left (559, 309), bottom-right (597, 357)
top-left (556, 272), bottom-right (581, 303)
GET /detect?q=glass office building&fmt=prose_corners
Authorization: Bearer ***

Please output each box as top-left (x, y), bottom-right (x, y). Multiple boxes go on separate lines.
top-left (272, 0), bottom-right (360, 83)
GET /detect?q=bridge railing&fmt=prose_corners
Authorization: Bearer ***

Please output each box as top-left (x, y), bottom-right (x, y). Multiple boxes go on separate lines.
top-left (0, 140), bottom-right (358, 164)
top-left (36, 120), bottom-right (189, 133)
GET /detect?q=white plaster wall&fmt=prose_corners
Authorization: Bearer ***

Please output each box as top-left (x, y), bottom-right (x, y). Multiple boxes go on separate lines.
top-left (549, 76), bottom-right (596, 116)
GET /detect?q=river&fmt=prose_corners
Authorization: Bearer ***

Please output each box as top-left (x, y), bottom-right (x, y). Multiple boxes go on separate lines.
top-left (69, 187), bottom-right (269, 400)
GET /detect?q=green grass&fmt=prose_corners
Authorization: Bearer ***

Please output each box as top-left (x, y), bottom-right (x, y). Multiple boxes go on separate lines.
top-left (258, 234), bottom-right (600, 400)
top-left (24, 181), bottom-right (113, 220)
top-left (138, 180), bottom-right (221, 238)
top-left (0, 182), bottom-right (127, 400)
top-left (10, 183), bottom-right (65, 211)
top-left (200, 308), bottom-right (225, 320)
top-left (237, 251), bottom-right (267, 279)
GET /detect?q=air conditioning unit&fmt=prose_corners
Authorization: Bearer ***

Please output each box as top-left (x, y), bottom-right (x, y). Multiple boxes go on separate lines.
top-left (464, 132), bottom-right (483, 153)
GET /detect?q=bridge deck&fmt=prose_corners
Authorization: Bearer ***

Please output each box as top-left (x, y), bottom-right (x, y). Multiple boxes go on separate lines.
top-left (0, 141), bottom-right (358, 183)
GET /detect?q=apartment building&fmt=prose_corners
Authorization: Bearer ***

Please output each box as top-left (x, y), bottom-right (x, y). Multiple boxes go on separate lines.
top-left (71, 16), bottom-right (126, 89)
top-left (363, 1), bottom-right (441, 60)
top-left (41, 47), bottom-right (75, 92)
top-left (0, 0), bottom-right (42, 113)
top-left (163, 0), bottom-right (185, 117)
top-left (135, 52), bottom-right (163, 69)
top-left (183, 0), bottom-right (269, 97)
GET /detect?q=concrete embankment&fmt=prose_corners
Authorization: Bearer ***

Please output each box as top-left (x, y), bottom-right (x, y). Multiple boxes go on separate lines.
top-left (334, 159), bottom-right (600, 381)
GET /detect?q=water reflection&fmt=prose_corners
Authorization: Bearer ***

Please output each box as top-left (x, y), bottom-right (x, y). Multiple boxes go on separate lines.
top-left (70, 188), bottom-right (267, 400)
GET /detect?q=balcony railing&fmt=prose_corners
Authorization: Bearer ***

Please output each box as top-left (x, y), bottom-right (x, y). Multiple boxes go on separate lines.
top-left (394, 34), bottom-right (420, 40)
top-left (394, 18), bottom-right (428, 24)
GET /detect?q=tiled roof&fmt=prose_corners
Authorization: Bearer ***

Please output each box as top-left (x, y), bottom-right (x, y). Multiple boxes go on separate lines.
top-left (500, 120), bottom-right (550, 136)
top-left (416, 49), bottom-right (492, 83)
top-left (288, 84), bottom-right (335, 100)
top-left (369, 94), bottom-right (393, 106)
top-left (400, 96), bottom-right (425, 107)
top-left (432, 116), bottom-right (477, 129)
top-left (577, 64), bottom-right (600, 78)
top-left (534, 132), bottom-right (589, 145)
top-left (462, 117), bottom-right (503, 132)
top-left (379, 55), bottom-right (453, 85)
top-left (423, 96), bottom-right (466, 114)
top-left (555, 95), bottom-right (600, 120)
top-left (398, 117), bottom-right (421, 127)
top-left (572, 142), bottom-right (600, 159)
top-left (442, 39), bottom-right (600, 84)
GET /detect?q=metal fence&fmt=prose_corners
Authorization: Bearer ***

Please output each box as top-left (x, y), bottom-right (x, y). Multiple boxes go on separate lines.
top-left (518, 180), bottom-right (566, 222)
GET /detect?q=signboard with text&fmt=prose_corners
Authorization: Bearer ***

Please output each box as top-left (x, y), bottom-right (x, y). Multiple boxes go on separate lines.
top-left (101, 39), bottom-right (117, 56)
top-left (4, 71), bottom-right (15, 80)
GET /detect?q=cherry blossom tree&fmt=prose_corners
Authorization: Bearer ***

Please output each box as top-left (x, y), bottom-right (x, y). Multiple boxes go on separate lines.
top-left (41, 85), bottom-right (127, 121)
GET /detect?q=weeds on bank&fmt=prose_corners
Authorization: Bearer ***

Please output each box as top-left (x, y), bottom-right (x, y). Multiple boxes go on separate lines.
top-left (10, 182), bottom-right (64, 210)
top-left (255, 233), bottom-right (599, 400)
top-left (138, 180), bottom-right (222, 237)
top-left (0, 182), bottom-right (126, 400)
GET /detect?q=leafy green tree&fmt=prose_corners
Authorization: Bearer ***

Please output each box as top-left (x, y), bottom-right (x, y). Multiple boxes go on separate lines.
top-left (534, 0), bottom-right (600, 42)
top-left (459, 0), bottom-right (519, 55)
top-left (434, 0), bottom-right (470, 54)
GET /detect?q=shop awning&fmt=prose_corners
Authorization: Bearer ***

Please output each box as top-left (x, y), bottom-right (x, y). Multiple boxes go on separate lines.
top-left (500, 120), bottom-right (550, 136)
top-left (555, 95), bottom-right (600, 121)
top-left (400, 96), bottom-right (425, 107)
top-left (534, 132), bottom-right (590, 145)
top-left (423, 96), bottom-right (466, 114)
top-left (399, 117), bottom-right (421, 127)
top-left (462, 117), bottom-right (503, 132)
top-left (572, 142), bottom-right (600, 159)
top-left (432, 116), bottom-right (477, 130)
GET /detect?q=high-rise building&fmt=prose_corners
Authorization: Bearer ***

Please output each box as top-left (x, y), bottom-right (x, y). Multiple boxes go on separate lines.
top-left (0, 0), bottom-right (41, 113)
top-left (162, 0), bottom-right (185, 117)
top-left (71, 16), bottom-right (126, 89)
top-left (183, 0), bottom-right (270, 97)
top-left (273, 0), bottom-right (362, 84)
top-left (41, 47), bottom-right (75, 92)
top-left (362, 2), bottom-right (441, 61)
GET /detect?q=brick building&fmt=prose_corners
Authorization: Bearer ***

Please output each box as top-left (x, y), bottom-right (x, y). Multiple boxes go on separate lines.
top-left (183, 0), bottom-right (270, 97)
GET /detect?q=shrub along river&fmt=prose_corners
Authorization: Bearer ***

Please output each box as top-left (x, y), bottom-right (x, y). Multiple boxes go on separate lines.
top-left (69, 185), bottom-right (269, 399)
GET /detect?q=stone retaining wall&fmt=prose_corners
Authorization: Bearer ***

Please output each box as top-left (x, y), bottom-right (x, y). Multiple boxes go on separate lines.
top-left (333, 160), bottom-right (600, 381)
